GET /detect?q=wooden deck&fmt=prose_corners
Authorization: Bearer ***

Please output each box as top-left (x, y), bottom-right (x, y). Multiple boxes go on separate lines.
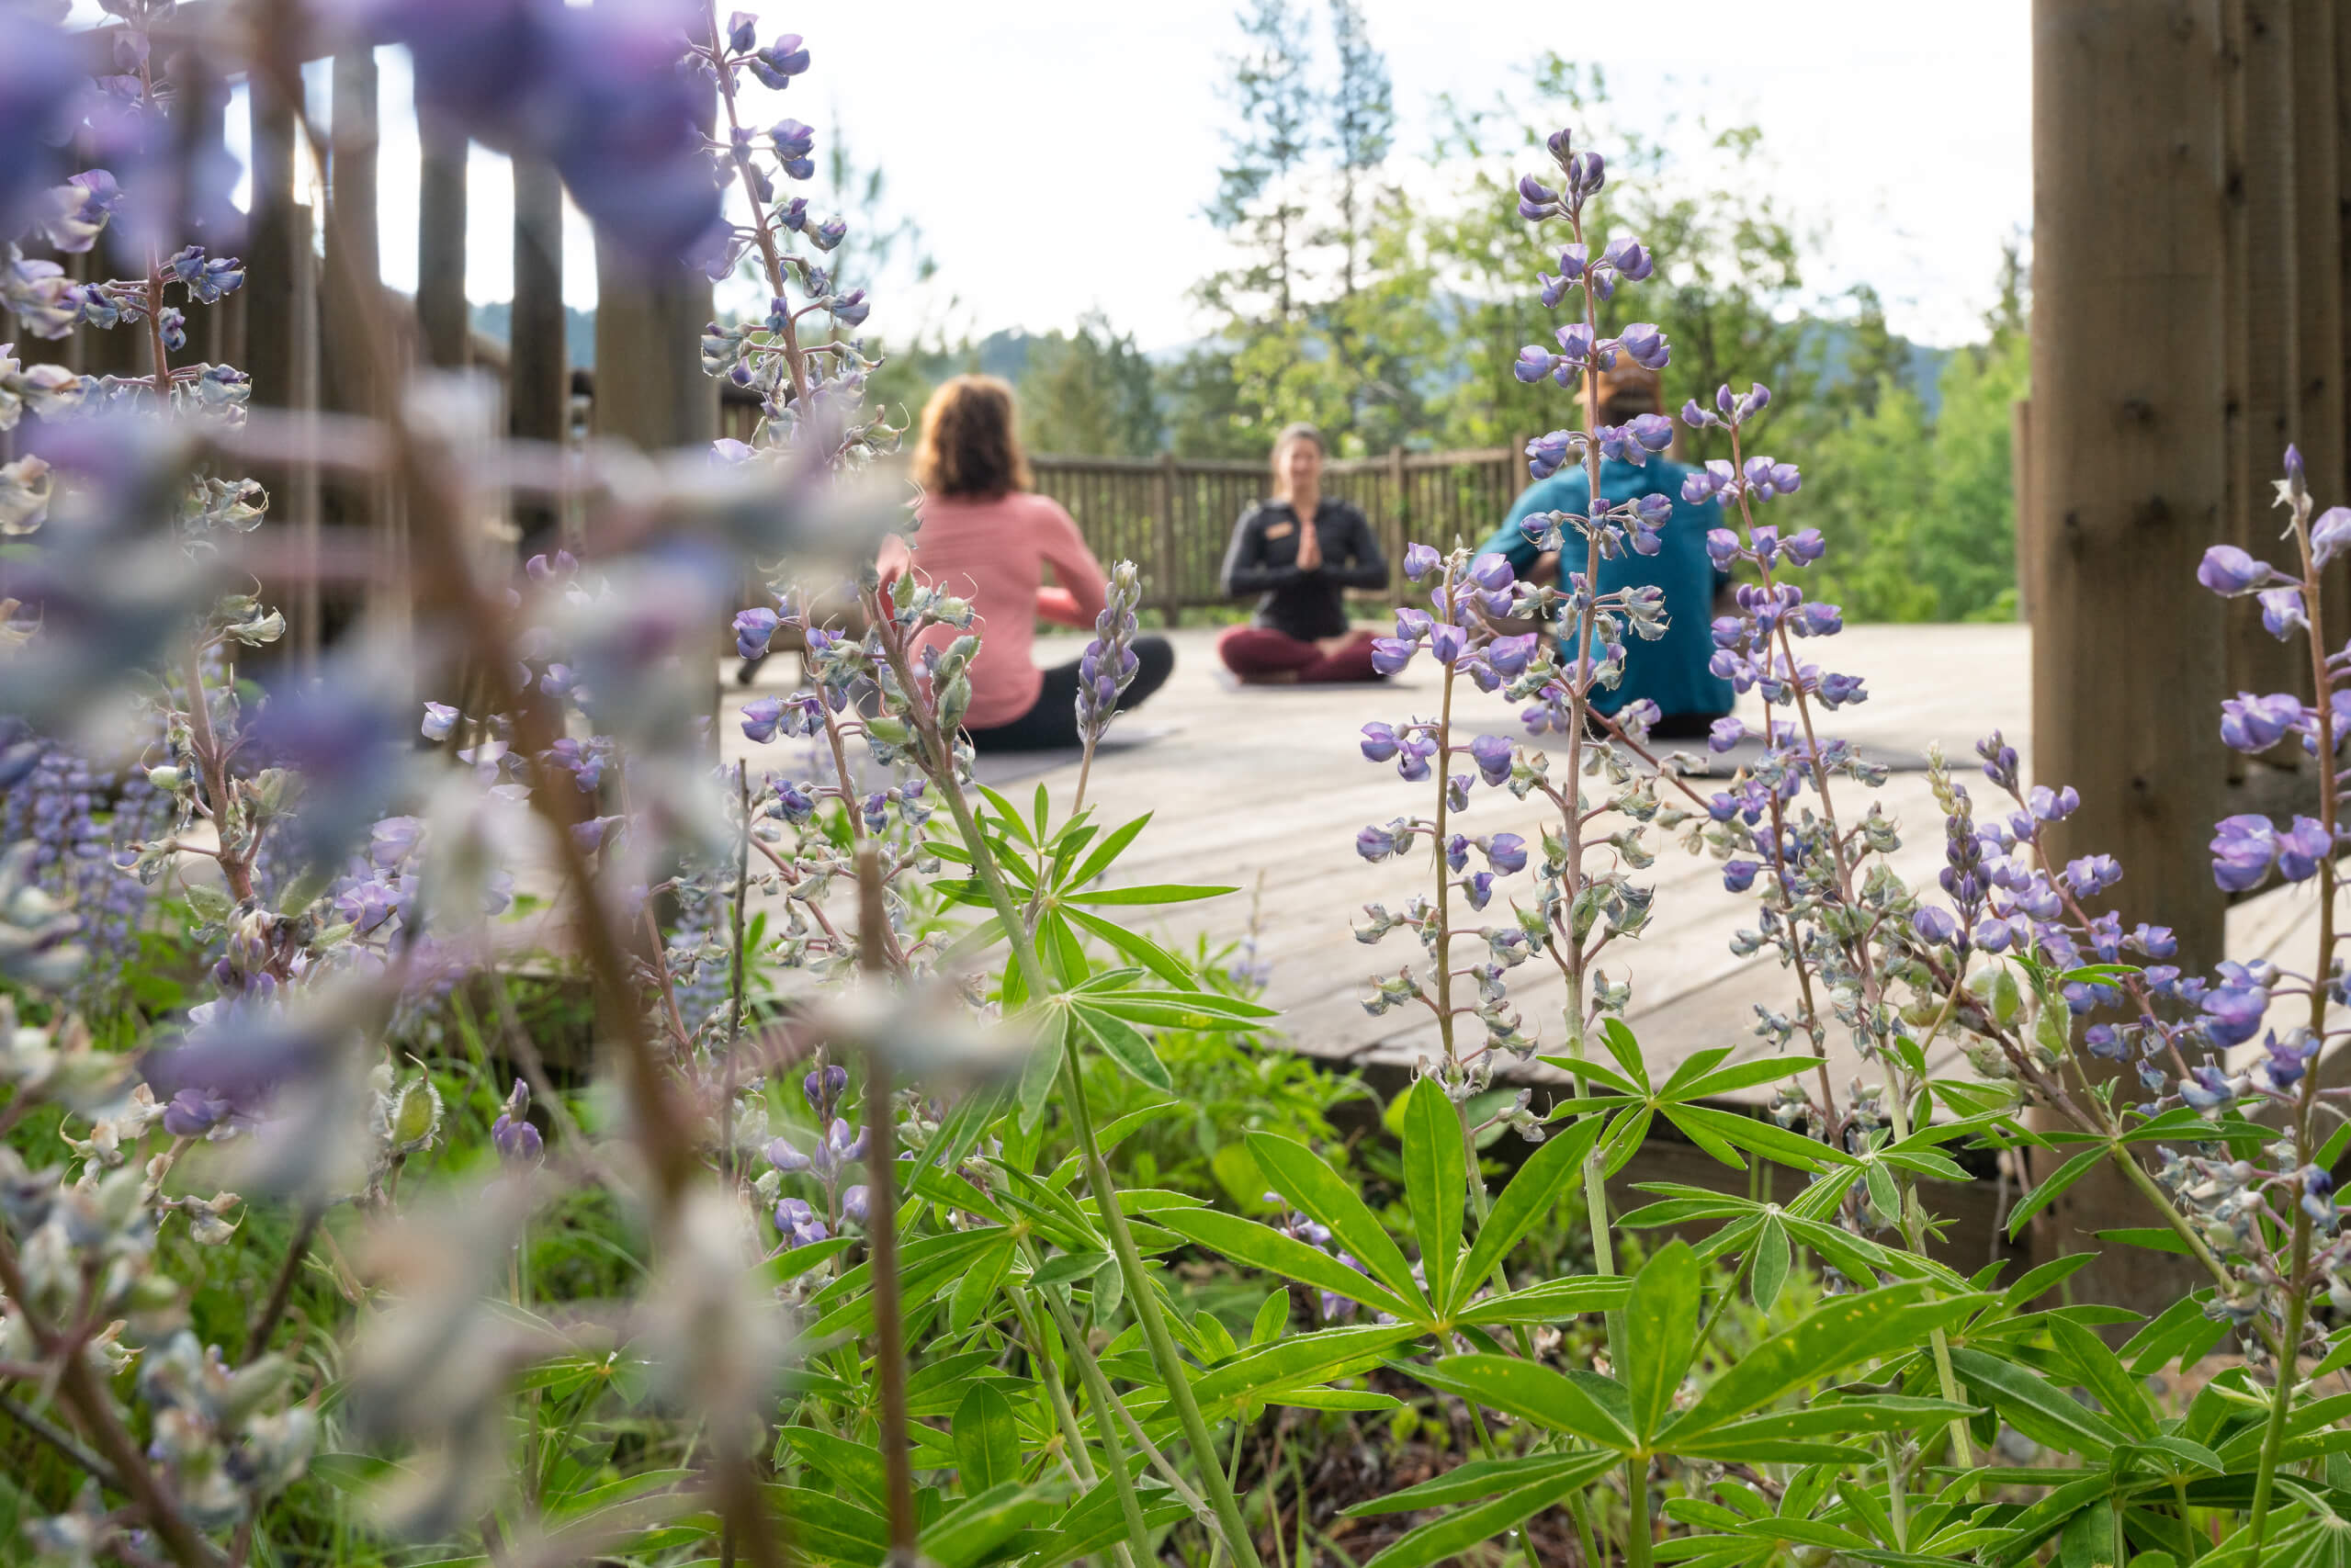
top-left (721, 621), bottom-right (2326, 1107)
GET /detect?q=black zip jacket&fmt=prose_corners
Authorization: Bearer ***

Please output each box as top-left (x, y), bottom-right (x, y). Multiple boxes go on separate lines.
top-left (1218, 498), bottom-right (1389, 641)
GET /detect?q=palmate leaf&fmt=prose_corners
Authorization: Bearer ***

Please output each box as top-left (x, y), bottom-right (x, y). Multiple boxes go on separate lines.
top-left (1626, 1240), bottom-right (1704, 1442)
top-left (1355, 1451), bottom-right (1621, 1568)
top-left (1414, 1354), bottom-right (1636, 1450)
top-left (1068, 1001), bottom-right (1171, 1091)
top-left (1184, 1325), bottom-right (1419, 1420)
top-left (1401, 1077), bottom-right (1466, 1312)
top-left (952, 1382), bottom-right (1020, 1495)
top-left (1062, 906), bottom-right (1195, 985)
top-left (918, 1478), bottom-right (1065, 1568)
top-left (2005, 1145), bottom-right (2108, 1239)
top-left (1064, 882), bottom-right (1235, 906)
top-left (1455, 1273), bottom-right (1628, 1325)
top-left (1667, 1283), bottom-right (1984, 1440)
top-left (1155, 1208), bottom-right (1419, 1323)
top-left (1452, 1113), bottom-right (1606, 1310)
top-left (1063, 810), bottom-right (1151, 889)
top-left (1945, 1346), bottom-right (2125, 1461)
top-left (1246, 1132), bottom-right (1430, 1314)
top-left (2046, 1314), bottom-right (2159, 1441)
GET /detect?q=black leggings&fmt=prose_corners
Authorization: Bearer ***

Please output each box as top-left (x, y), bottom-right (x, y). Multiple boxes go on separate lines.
top-left (965, 636), bottom-right (1176, 753)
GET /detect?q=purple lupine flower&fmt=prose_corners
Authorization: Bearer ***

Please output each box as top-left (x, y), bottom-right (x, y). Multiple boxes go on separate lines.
top-left (2258, 586), bottom-right (2307, 639)
top-left (804, 1063), bottom-right (849, 1118)
top-left (733, 607), bottom-right (780, 660)
top-left (1743, 457), bottom-right (1803, 499)
top-left (2027, 784), bottom-right (2080, 822)
top-left (2131, 923), bottom-right (2178, 958)
top-left (1706, 716), bottom-right (1746, 753)
top-left (1514, 345), bottom-right (1561, 384)
top-left (1442, 833), bottom-right (1470, 873)
top-left (1816, 672), bottom-right (1867, 708)
top-left (1428, 624), bottom-right (1466, 664)
top-left (774, 1198), bottom-right (829, 1247)
top-left (1355, 825), bottom-right (1396, 862)
top-left (2210, 813), bottom-right (2277, 892)
top-left (492, 1110), bottom-right (544, 1165)
top-left (2311, 507), bottom-right (2351, 568)
top-left (162, 1089), bottom-right (233, 1139)
top-left (1971, 918), bottom-right (2016, 953)
top-left (2220, 691), bottom-right (2302, 752)
top-left (1525, 431), bottom-right (1577, 480)
top-left (1369, 637), bottom-right (1415, 675)
top-left (2201, 983), bottom-right (2268, 1049)
top-left (1467, 553), bottom-right (1515, 592)
top-left (420, 701), bottom-right (459, 741)
top-left (1402, 543), bottom-right (1441, 581)
top-left (2178, 1064), bottom-right (2238, 1111)
top-left (1484, 833), bottom-right (1528, 874)
top-left (2064, 853), bottom-right (2121, 896)
top-left (2277, 816), bottom-right (2334, 883)
top-left (1615, 322), bottom-right (1668, 369)
top-left (1469, 733), bottom-right (1513, 786)
top-left (2198, 544), bottom-right (2273, 596)
top-left (1517, 173), bottom-right (1561, 220)
top-left (1486, 634), bottom-right (1538, 678)
top-left (1792, 602), bottom-right (1842, 637)
top-left (740, 695), bottom-right (785, 742)
top-left (1460, 873), bottom-right (1495, 910)
top-left (1360, 723), bottom-right (1402, 762)
top-left (765, 1134), bottom-right (812, 1173)
top-left (841, 1185), bottom-right (870, 1225)
top-left (1781, 528), bottom-right (1827, 566)
top-left (1911, 905), bottom-right (1959, 946)
top-left (1722, 860), bottom-right (1760, 893)
top-left (1601, 234), bottom-right (1653, 281)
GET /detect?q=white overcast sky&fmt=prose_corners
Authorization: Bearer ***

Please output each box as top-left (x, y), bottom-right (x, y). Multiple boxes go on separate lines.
top-left (282, 0), bottom-right (2032, 352)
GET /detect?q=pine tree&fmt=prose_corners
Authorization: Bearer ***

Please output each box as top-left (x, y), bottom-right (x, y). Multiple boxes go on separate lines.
top-left (1203, 0), bottom-right (1315, 324)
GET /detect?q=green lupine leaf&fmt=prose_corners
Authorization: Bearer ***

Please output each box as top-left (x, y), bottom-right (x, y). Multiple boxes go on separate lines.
top-left (1246, 1133), bottom-right (1429, 1312)
top-left (1455, 1274), bottom-right (1628, 1325)
top-left (1251, 1291), bottom-right (1289, 1346)
top-left (918, 1479), bottom-right (1062, 1568)
top-left (1156, 1208), bottom-right (1419, 1323)
top-left (975, 785), bottom-right (1035, 846)
top-left (1343, 1453), bottom-right (1606, 1517)
top-left (1671, 1284), bottom-right (1981, 1438)
top-left (1454, 1114), bottom-right (1605, 1302)
top-left (1414, 1353), bottom-right (1636, 1450)
top-left (1356, 1454), bottom-right (1621, 1568)
top-left (1599, 1106), bottom-right (1656, 1178)
top-left (1016, 1004), bottom-right (1068, 1134)
top-left (2047, 1314), bottom-right (2159, 1440)
top-left (1065, 883), bottom-right (1235, 906)
top-left (1599, 1017), bottom-right (1653, 1089)
top-left (1402, 1077), bottom-right (1465, 1313)
top-left (1673, 1104), bottom-right (1859, 1169)
top-left (1028, 1250), bottom-right (1111, 1289)
top-left (1062, 907), bottom-right (1197, 985)
top-left (1536, 1054), bottom-right (1644, 1097)
top-left (1065, 810), bottom-right (1152, 890)
top-left (1625, 1240), bottom-right (1704, 1442)
top-left (1946, 1346), bottom-right (2126, 1461)
top-left (1750, 1215), bottom-right (1791, 1314)
top-left (1682, 1054), bottom-right (1833, 1100)
top-left (1023, 1475), bottom-right (1191, 1568)
top-left (952, 1383), bottom-right (1020, 1495)
top-left (1069, 1002), bottom-right (1171, 1091)
top-left (1187, 1325), bottom-right (1419, 1416)
top-left (2005, 1145), bottom-right (2108, 1238)
top-left (775, 1429), bottom-right (889, 1512)
top-left (765, 1485), bottom-right (889, 1567)
top-left (1652, 1043), bottom-right (1737, 1101)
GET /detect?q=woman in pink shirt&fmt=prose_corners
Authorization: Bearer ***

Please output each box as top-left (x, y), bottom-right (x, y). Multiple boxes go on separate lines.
top-left (880, 376), bottom-right (1173, 750)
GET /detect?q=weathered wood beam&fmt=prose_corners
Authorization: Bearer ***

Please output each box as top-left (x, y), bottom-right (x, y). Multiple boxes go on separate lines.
top-left (416, 113), bottom-right (469, 370)
top-left (2029, 0), bottom-right (2231, 1313)
top-left (510, 156), bottom-right (569, 552)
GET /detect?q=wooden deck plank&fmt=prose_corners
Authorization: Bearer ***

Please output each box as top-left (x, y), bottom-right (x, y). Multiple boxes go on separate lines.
top-left (719, 623), bottom-right (2050, 1106)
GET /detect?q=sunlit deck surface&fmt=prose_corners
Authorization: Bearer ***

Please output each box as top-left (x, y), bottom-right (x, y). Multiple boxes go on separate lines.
top-left (724, 622), bottom-right (2318, 1108)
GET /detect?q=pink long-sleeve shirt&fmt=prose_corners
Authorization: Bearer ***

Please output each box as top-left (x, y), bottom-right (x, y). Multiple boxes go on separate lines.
top-left (878, 491), bottom-right (1109, 730)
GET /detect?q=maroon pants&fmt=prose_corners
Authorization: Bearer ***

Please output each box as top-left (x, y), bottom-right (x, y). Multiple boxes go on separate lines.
top-left (1217, 626), bottom-right (1384, 682)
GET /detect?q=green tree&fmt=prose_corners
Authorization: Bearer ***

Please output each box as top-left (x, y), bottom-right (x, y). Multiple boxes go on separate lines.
top-left (1018, 311), bottom-right (1161, 457)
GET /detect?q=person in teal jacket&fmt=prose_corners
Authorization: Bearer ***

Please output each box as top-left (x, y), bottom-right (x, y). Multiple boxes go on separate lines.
top-left (1473, 364), bottom-right (1734, 738)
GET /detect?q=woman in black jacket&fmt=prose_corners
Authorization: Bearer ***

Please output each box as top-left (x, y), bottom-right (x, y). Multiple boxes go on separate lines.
top-left (1215, 423), bottom-right (1391, 682)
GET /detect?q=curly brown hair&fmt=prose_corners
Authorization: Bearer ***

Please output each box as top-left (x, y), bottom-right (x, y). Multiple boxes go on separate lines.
top-left (911, 375), bottom-right (1034, 500)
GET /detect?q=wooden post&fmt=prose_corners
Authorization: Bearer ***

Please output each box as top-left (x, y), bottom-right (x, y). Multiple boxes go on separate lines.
top-left (416, 113), bottom-right (469, 370)
top-left (324, 47), bottom-right (394, 633)
top-left (1386, 444), bottom-right (1407, 588)
top-left (511, 156), bottom-right (568, 551)
top-left (2291, 0), bottom-right (2346, 631)
top-left (243, 65), bottom-right (300, 411)
top-left (589, 241), bottom-right (715, 452)
top-left (2011, 398), bottom-right (2033, 620)
top-left (1153, 451), bottom-right (1180, 626)
top-left (2223, 0), bottom-right (2301, 705)
top-left (2030, 0), bottom-right (2232, 1312)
